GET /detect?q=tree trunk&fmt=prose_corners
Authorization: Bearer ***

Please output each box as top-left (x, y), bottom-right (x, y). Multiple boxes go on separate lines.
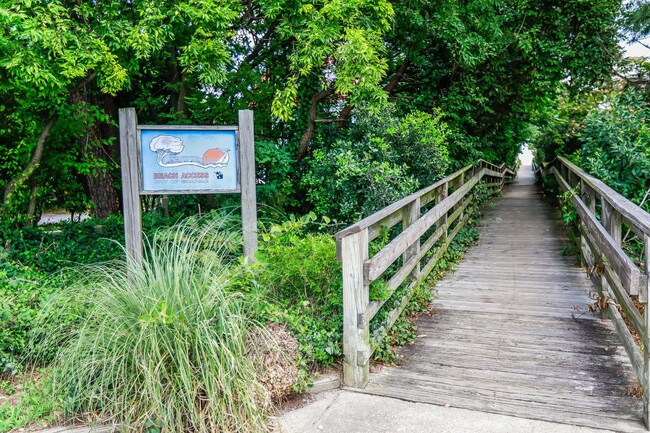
top-left (2, 117), bottom-right (56, 212)
top-left (25, 184), bottom-right (39, 227)
top-left (297, 88), bottom-right (334, 161)
top-left (85, 94), bottom-right (119, 219)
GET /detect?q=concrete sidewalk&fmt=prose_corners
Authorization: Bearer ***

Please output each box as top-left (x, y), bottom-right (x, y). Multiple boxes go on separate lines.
top-left (279, 390), bottom-right (623, 433)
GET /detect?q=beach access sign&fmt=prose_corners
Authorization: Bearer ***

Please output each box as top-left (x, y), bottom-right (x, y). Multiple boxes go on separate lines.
top-left (119, 109), bottom-right (258, 264)
top-left (140, 127), bottom-right (239, 193)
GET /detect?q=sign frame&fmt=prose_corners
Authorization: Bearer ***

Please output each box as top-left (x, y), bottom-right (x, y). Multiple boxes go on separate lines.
top-left (119, 109), bottom-right (258, 265)
top-left (137, 124), bottom-right (241, 195)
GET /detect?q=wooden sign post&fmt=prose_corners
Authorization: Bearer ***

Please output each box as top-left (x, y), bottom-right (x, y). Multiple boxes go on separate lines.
top-left (118, 108), bottom-right (258, 266)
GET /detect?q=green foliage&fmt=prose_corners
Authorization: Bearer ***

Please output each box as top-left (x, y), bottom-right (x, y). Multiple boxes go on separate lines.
top-left (559, 188), bottom-right (579, 226)
top-left (305, 106), bottom-right (450, 223)
top-left (0, 371), bottom-right (63, 433)
top-left (256, 213), bottom-right (343, 370)
top-left (304, 138), bottom-right (418, 223)
top-left (0, 256), bottom-right (51, 374)
top-left (579, 88), bottom-right (650, 210)
top-left (255, 140), bottom-right (298, 209)
top-left (32, 218), bottom-right (272, 433)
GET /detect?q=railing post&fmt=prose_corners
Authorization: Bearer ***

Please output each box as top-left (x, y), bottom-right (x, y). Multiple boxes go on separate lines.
top-left (342, 229), bottom-right (370, 388)
top-left (403, 198), bottom-right (421, 283)
top-left (439, 182), bottom-right (449, 241)
top-left (458, 172), bottom-right (466, 221)
top-left (639, 234), bottom-right (650, 429)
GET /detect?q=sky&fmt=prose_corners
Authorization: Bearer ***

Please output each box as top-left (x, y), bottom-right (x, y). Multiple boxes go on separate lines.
top-left (624, 38), bottom-right (650, 57)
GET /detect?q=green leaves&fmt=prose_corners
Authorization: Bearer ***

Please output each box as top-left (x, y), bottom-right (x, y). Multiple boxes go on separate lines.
top-left (271, 0), bottom-right (394, 120)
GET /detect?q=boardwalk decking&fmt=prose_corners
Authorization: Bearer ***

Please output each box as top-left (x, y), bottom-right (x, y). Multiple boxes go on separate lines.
top-left (356, 166), bottom-right (645, 432)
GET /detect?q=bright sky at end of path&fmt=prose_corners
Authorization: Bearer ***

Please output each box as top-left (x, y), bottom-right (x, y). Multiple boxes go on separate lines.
top-left (520, 145), bottom-right (533, 167)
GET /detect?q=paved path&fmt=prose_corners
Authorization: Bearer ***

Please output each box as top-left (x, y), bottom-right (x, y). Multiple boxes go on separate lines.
top-left (282, 156), bottom-right (645, 432)
top-left (280, 390), bottom-right (626, 433)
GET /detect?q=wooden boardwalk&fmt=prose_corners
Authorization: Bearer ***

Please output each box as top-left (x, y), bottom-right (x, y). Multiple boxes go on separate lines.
top-left (357, 166), bottom-right (645, 432)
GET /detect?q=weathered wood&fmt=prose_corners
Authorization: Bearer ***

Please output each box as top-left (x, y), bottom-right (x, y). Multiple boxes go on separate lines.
top-left (580, 224), bottom-right (646, 340)
top-left (553, 167), bottom-right (644, 296)
top-left (342, 230), bottom-right (370, 388)
top-left (367, 209), bottom-right (404, 242)
top-left (606, 300), bottom-right (645, 389)
top-left (238, 110), bottom-right (258, 262)
top-left (339, 160), bottom-right (514, 389)
top-left (559, 156), bottom-right (650, 237)
top-left (603, 199), bottom-right (623, 245)
top-left (364, 171), bottom-right (482, 283)
top-left (402, 197), bottom-right (420, 285)
top-left (357, 167), bottom-right (645, 433)
top-left (118, 108), bottom-right (143, 270)
top-left (639, 235), bottom-right (650, 429)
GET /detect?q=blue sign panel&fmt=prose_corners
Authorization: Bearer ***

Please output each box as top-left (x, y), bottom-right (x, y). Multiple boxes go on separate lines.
top-left (140, 128), bottom-right (238, 193)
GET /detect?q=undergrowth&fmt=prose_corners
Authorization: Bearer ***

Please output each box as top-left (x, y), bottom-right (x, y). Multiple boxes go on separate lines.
top-left (26, 217), bottom-right (274, 433)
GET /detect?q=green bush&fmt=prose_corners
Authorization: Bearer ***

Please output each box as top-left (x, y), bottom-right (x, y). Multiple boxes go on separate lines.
top-left (579, 88), bottom-right (650, 210)
top-left (0, 256), bottom-right (56, 374)
top-left (32, 218), bottom-right (273, 433)
top-left (304, 105), bottom-right (450, 224)
top-left (256, 213), bottom-right (343, 371)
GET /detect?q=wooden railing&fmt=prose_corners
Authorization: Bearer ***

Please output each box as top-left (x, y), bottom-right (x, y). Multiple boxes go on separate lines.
top-left (335, 160), bottom-right (515, 387)
top-left (544, 157), bottom-right (650, 427)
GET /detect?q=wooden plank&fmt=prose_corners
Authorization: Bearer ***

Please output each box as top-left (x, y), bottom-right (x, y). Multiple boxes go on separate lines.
top-left (367, 209), bottom-right (403, 242)
top-left (118, 108), bottom-right (143, 270)
top-left (420, 212), bottom-right (467, 278)
top-left (644, 234), bottom-right (650, 427)
top-left (360, 167), bottom-right (644, 433)
top-left (238, 110), bottom-right (258, 262)
top-left (402, 197), bottom-right (420, 284)
top-left (364, 170), bottom-right (482, 283)
top-left (364, 226), bottom-right (447, 323)
top-left (341, 230), bottom-right (369, 388)
top-left (580, 223), bottom-right (646, 341)
top-left (607, 301), bottom-right (645, 388)
top-left (553, 166), bottom-right (643, 295)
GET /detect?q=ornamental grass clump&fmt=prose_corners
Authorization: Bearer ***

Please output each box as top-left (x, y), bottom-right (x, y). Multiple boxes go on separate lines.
top-left (37, 218), bottom-right (272, 432)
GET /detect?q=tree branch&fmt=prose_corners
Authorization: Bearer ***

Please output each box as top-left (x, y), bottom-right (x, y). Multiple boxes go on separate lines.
top-left (3, 116), bottom-right (57, 212)
top-left (337, 59), bottom-right (411, 127)
top-left (297, 88), bottom-right (334, 161)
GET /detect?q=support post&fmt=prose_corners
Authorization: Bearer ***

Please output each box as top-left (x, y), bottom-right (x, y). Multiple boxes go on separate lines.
top-left (639, 234), bottom-right (650, 429)
top-left (440, 182), bottom-right (449, 241)
top-left (118, 108), bottom-right (143, 270)
top-left (238, 110), bottom-right (258, 262)
top-left (403, 198), bottom-right (421, 282)
top-left (342, 229), bottom-right (370, 388)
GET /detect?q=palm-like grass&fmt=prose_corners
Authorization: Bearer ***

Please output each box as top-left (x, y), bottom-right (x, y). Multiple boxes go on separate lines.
top-left (40, 218), bottom-right (271, 432)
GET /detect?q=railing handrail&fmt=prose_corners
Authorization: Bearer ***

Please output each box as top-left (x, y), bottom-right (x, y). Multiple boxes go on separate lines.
top-left (557, 156), bottom-right (650, 236)
top-left (336, 160), bottom-right (512, 239)
top-left (544, 157), bottom-right (650, 420)
top-left (338, 159), bottom-right (515, 388)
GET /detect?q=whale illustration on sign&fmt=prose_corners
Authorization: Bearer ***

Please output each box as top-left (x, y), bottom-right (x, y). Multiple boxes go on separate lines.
top-left (149, 135), bottom-right (230, 168)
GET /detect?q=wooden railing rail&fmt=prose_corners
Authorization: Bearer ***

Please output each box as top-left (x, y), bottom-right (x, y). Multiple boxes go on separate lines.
top-left (336, 160), bottom-right (515, 387)
top-left (544, 156), bottom-right (650, 427)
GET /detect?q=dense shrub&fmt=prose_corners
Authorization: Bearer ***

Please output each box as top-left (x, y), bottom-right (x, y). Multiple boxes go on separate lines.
top-left (304, 106), bottom-right (450, 223)
top-left (31, 218), bottom-right (275, 433)
top-left (256, 213), bottom-right (343, 373)
top-left (0, 257), bottom-right (52, 374)
top-left (579, 88), bottom-right (650, 210)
